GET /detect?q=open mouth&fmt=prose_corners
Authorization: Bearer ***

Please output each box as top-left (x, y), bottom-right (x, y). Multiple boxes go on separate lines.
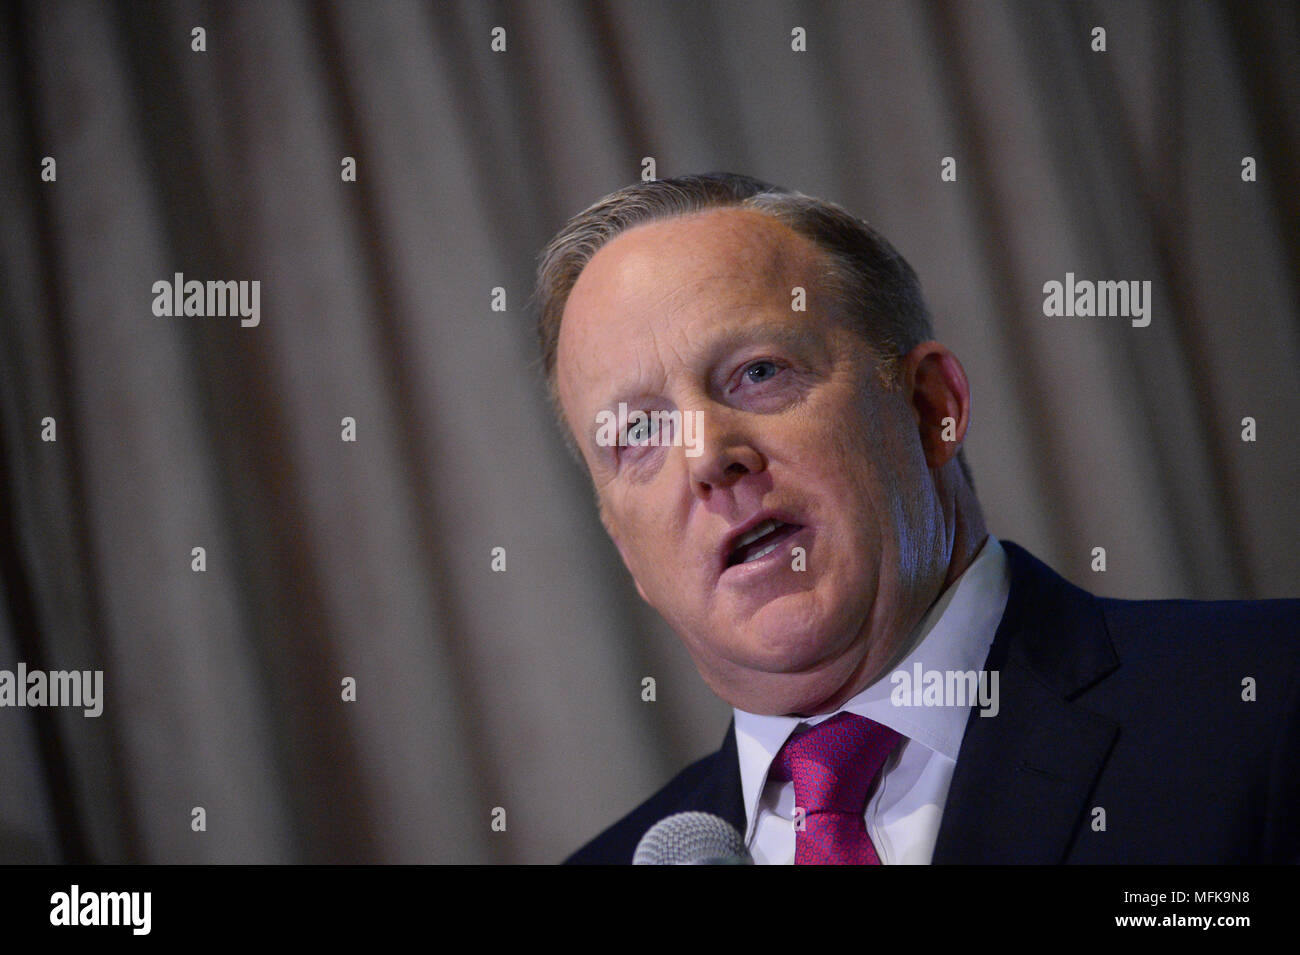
top-left (724, 519), bottom-right (803, 568)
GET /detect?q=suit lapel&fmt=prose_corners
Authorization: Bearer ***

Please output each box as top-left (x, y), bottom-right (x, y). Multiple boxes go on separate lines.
top-left (684, 721), bottom-right (748, 835)
top-left (932, 541), bottom-right (1120, 863)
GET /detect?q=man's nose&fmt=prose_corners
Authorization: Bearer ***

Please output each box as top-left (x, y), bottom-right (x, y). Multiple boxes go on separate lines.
top-left (686, 412), bottom-right (765, 497)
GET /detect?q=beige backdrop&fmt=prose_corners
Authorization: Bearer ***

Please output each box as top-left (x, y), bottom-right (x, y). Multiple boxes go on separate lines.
top-left (1, 0), bottom-right (1296, 863)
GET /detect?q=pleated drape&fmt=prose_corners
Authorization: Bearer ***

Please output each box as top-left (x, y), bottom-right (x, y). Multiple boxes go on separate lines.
top-left (1, 0), bottom-right (1295, 863)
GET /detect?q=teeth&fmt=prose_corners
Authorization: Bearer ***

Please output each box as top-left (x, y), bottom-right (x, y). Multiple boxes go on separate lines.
top-left (742, 541), bottom-right (781, 564)
top-left (734, 519), bottom-right (781, 550)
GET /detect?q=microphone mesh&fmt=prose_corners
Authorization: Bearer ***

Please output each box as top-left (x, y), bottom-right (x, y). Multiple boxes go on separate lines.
top-left (632, 811), bottom-right (751, 864)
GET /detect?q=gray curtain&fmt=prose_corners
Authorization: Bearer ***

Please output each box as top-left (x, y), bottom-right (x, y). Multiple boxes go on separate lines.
top-left (1, 0), bottom-right (1295, 863)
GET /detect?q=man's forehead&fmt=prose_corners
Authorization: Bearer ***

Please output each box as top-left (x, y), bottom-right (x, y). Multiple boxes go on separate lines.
top-left (557, 208), bottom-right (826, 364)
top-left (575, 207), bottom-right (817, 300)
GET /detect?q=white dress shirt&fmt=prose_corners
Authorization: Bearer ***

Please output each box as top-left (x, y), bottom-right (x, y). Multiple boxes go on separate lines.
top-left (732, 534), bottom-right (1010, 864)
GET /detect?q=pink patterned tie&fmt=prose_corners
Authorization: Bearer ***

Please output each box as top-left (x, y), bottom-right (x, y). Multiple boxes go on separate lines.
top-left (770, 712), bottom-right (903, 865)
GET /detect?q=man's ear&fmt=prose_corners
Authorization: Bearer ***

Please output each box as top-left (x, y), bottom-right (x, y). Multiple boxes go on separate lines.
top-left (901, 342), bottom-right (972, 470)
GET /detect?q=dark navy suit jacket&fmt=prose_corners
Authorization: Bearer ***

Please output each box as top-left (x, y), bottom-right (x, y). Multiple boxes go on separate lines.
top-left (566, 541), bottom-right (1300, 864)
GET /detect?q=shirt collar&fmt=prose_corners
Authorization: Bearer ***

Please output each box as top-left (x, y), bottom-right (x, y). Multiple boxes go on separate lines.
top-left (732, 534), bottom-right (1011, 842)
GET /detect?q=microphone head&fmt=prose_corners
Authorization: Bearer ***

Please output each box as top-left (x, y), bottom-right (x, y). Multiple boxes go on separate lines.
top-left (632, 811), bottom-right (753, 865)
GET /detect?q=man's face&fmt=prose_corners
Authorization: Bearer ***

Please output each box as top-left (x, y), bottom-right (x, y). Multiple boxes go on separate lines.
top-left (556, 208), bottom-right (955, 716)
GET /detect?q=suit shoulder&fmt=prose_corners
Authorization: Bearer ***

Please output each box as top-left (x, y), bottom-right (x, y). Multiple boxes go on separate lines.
top-left (564, 744), bottom-right (735, 865)
top-left (1099, 594), bottom-right (1300, 659)
top-left (1091, 594), bottom-right (1300, 730)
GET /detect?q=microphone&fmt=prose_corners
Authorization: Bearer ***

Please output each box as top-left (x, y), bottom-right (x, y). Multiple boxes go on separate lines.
top-left (632, 812), bottom-right (754, 864)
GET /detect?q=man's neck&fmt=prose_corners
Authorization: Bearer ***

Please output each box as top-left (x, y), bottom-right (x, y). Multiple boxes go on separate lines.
top-left (941, 472), bottom-right (988, 593)
top-left (789, 481), bottom-right (989, 719)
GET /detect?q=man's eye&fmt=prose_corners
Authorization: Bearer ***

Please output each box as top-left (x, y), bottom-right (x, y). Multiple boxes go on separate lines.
top-left (625, 415), bottom-right (658, 444)
top-left (743, 360), bottom-right (779, 384)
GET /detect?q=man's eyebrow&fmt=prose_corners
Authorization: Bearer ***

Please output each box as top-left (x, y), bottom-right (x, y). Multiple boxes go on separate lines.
top-left (698, 320), bottom-right (819, 359)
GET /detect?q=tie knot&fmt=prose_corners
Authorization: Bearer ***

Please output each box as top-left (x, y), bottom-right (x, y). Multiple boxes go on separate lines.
top-left (771, 712), bottom-right (902, 815)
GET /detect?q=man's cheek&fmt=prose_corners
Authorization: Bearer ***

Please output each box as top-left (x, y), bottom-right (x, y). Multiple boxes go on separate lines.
top-left (608, 526), bottom-right (639, 577)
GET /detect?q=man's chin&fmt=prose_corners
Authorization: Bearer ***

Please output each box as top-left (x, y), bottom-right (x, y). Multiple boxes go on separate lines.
top-left (702, 637), bottom-right (868, 716)
top-left (718, 596), bottom-right (861, 673)
top-left (742, 633), bottom-right (839, 674)
top-left (713, 669), bottom-right (864, 718)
